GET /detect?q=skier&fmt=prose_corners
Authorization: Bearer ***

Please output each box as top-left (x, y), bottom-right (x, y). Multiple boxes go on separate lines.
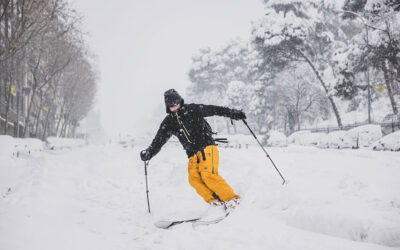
top-left (140, 89), bottom-right (246, 216)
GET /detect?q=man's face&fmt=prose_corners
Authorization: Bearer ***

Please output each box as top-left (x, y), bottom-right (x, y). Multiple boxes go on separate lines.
top-left (169, 103), bottom-right (181, 112)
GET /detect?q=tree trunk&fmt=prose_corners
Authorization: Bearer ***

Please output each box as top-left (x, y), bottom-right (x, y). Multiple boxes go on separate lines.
top-left (297, 111), bottom-right (301, 131)
top-left (34, 92), bottom-right (44, 137)
top-left (4, 86), bottom-right (11, 135)
top-left (23, 85), bottom-right (37, 137)
top-left (60, 121), bottom-right (65, 137)
top-left (42, 106), bottom-right (51, 140)
top-left (296, 49), bottom-right (343, 127)
top-left (71, 121), bottom-right (77, 138)
top-left (388, 62), bottom-right (399, 94)
top-left (287, 108), bottom-right (296, 134)
top-left (382, 60), bottom-right (398, 114)
top-left (61, 118), bottom-right (69, 137)
top-left (65, 122), bottom-right (70, 138)
top-left (16, 83), bottom-right (20, 137)
top-left (55, 103), bottom-right (65, 136)
top-left (55, 116), bottom-right (62, 137)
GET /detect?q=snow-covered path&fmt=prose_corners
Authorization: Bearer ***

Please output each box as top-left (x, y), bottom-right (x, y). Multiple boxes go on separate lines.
top-left (1, 142), bottom-right (399, 250)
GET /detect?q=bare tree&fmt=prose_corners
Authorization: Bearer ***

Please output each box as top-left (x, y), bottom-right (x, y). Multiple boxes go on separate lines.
top-left (274, 64), bottom-right (329, 133)
top-left (1, 0), bottom-right (97, 139)
top-left (23, 1), bottom-right (80, 137)
top-left (0, 0), bottom-right (61, 63)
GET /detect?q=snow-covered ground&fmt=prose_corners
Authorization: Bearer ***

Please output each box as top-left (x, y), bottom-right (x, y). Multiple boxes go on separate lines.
top-left (46, 137), bottom-right (86, 150)
top-left (1, 140), bottom-right (400, 250)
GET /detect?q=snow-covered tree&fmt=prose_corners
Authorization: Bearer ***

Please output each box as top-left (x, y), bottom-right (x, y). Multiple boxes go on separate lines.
top-left (342, 0), bottom-right (400, 115)
top-left (251, 0), bottom-right (346, 127)
top-left (187, 39), bottom-right (255, 133)
top-left (273, 63), bottom-right (329, 133)
top-left (188, 39), bottom-right (253, 101)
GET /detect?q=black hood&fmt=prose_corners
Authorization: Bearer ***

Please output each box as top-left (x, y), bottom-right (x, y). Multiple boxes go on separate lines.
top-left (164, 89), bottom-right (184, 113)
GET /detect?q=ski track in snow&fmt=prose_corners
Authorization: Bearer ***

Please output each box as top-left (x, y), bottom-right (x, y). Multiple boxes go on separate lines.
top-left (1, 142), bottom-right (400, 250)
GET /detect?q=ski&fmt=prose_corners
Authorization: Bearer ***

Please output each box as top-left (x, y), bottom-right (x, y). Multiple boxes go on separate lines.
top-left (155, 199), bottom-right (239, 229)
top-left (154, 218), bottom-right (201, 229)
top-left (191, 214), bottom-right (228, 227)
top-left (155, 212), bottom-right (231, 229)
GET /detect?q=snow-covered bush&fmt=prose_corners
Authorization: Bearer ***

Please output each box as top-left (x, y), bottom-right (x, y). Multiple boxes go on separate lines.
top-left (372, 131), bottom-right (400, 151)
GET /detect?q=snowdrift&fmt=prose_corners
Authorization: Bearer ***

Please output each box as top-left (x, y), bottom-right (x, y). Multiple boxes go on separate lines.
top-left (46, 137), bottom-right (86, 150)
top-left (0, 135), bottom-right (44, 156)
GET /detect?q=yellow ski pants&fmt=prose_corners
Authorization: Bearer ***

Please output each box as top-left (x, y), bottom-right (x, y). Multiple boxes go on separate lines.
top-left (188, 145), bottom-right (239, 203)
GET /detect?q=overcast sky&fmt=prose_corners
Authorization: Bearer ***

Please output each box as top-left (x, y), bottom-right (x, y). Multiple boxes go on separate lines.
top-left (70, 0), bottom-right (265, 139)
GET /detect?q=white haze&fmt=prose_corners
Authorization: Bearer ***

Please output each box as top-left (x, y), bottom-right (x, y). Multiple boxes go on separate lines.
top-left (70, 0), bottom-right (265, 140)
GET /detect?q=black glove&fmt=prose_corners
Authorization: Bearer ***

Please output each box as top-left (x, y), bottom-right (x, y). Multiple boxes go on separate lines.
top-left (231, 109), bottom-right (246, 120)
top-left (140, 150), bottom-right (151, 161)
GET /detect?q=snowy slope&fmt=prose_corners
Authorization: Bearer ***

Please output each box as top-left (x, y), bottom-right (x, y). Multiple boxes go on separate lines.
top-left (1, 141), bottom-right (399, 250)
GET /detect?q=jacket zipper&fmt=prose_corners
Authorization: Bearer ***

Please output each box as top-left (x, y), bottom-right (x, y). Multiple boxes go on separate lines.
top-left (175, 112), bottom-right (194, 144)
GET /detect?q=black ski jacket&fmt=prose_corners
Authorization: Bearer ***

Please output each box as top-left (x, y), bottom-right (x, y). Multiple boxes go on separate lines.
top-left (146, 103), bottom-right (239, 159)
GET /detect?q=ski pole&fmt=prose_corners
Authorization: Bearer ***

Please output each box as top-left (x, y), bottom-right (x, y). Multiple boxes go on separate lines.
top-left (144, 161), bottom-right (151, 213)
top-left (242, 119), bottom-right (286, 185)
